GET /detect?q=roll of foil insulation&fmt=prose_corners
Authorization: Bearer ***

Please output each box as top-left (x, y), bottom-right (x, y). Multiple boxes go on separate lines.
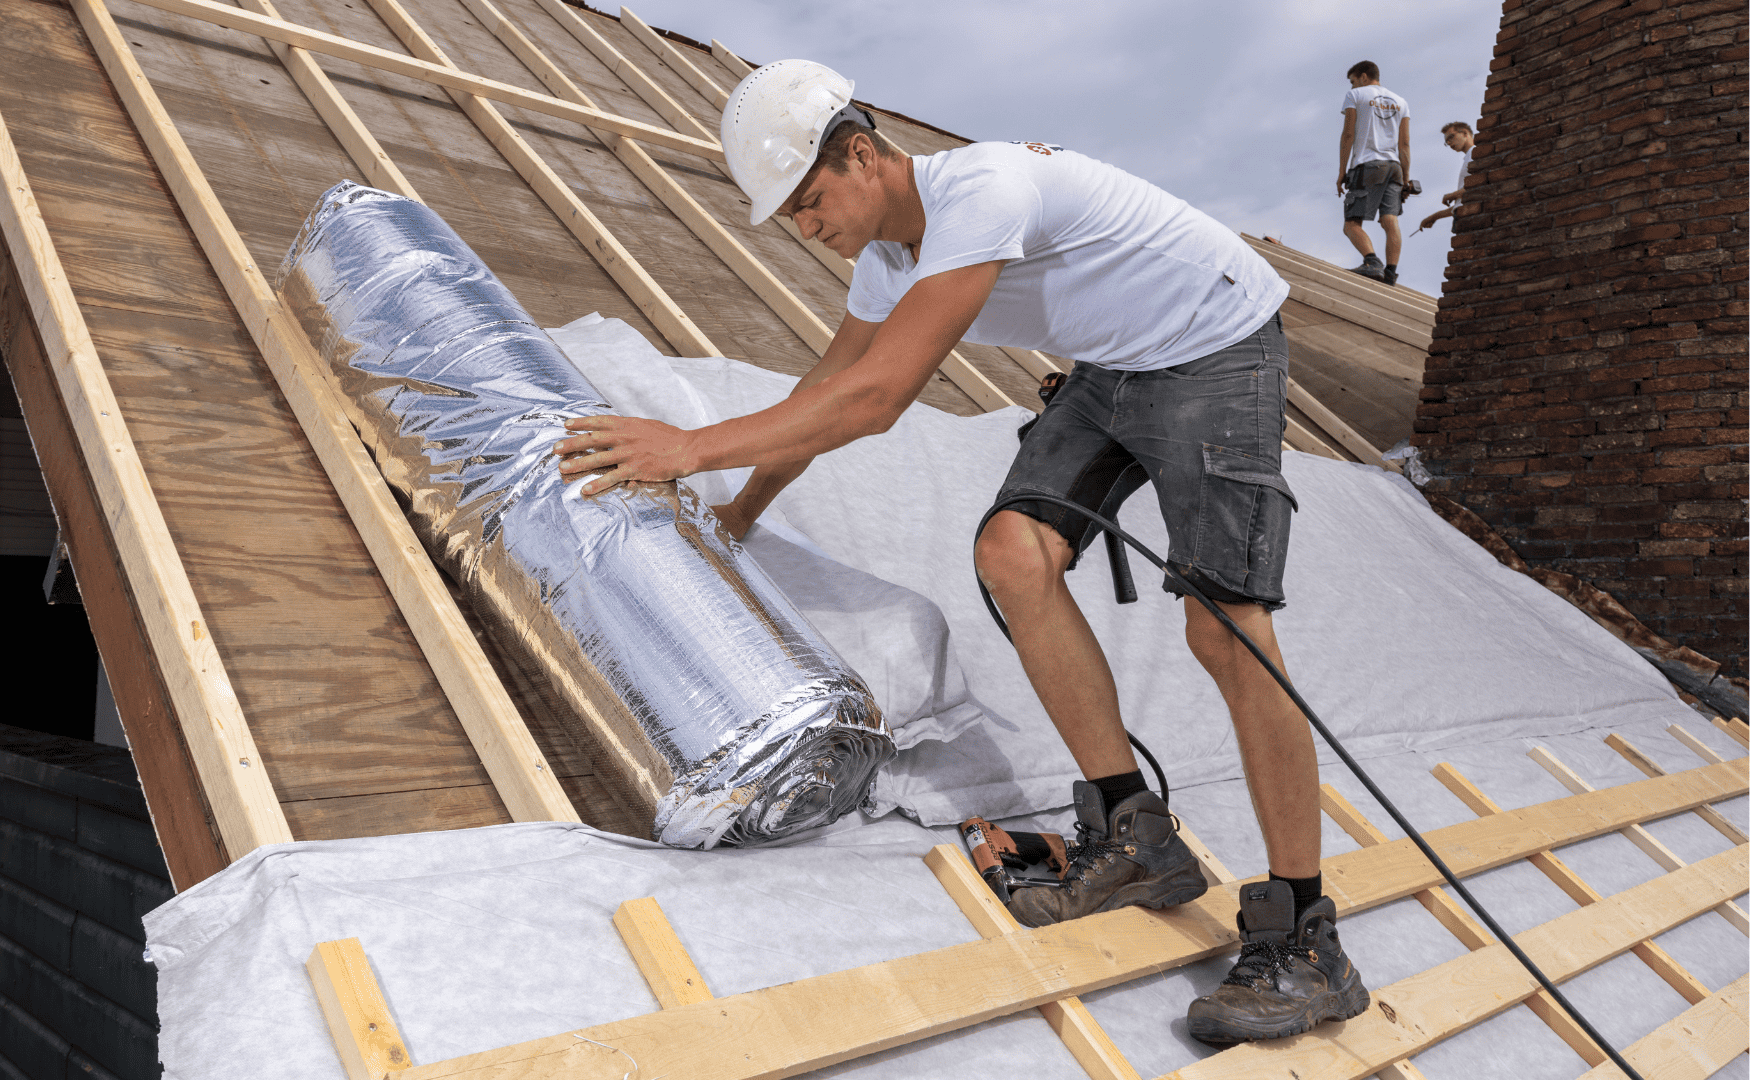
top-left (276, 181), bottom-right (893, 847)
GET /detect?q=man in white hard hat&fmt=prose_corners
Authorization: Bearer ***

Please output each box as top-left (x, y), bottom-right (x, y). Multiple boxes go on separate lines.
top-left (553, 60), bottom-right (1369, 1045)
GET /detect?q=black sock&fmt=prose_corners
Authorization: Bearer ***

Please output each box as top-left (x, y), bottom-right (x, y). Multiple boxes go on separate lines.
top-left (1270, 871), bottom-right (1323, 919)
top-left (1363, 253), bottom-right (1382, 265)
top-left (1091, 770), bottom-right (1150, 808)
top-left (1385, 263), bottom-right (1398, 274)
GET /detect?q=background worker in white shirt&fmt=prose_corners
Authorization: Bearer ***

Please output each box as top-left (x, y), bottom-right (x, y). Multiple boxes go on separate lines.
top-left (551, 60), bottom-right (1371, 1045)
top-left (1420, 121), bottom-right (1477, 232)
top-left (1338, 60), bottom-right (1412, 285)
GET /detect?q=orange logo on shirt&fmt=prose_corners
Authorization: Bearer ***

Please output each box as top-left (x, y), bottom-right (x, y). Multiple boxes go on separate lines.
top-left (1369, 98), bottom-right (1401, 120)
top-left (1015, 141), bottom-right (1061, 155)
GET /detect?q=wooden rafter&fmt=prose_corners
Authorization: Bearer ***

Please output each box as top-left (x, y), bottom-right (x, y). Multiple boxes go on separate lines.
top-left (0, 104), bottom-right (293, 859)
top-left (72, 0), bottom-right (581, 829)
top-left (306, 938), bottom-right (414, 1078)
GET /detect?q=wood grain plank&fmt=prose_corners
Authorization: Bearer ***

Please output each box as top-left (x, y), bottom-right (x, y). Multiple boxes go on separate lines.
top-left (1, 93), bottom-right (293, 855)
top-left (0, 248), bottom-right (228, 889)
top-left (74, 0), bottom-right (581, 829)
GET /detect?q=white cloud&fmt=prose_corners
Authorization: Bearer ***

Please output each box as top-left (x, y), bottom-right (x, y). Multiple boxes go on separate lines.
top-left (630, 0), bottom-right (1499, 296)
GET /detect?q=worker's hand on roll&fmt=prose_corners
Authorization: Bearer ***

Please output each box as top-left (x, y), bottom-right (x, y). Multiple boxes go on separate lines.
top-left (554, 415), bottom-right (697, 495)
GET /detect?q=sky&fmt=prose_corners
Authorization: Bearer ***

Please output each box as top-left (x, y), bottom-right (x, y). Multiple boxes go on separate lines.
top-left (628, 0), bottom-right (1503, 298)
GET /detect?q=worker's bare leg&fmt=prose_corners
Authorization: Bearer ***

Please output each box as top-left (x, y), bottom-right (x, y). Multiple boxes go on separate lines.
top-left (1380, 214), bottom-right (1403, 267)
top-left (974, 509), bottom-right (1136, 776)
top-left (1183, 601), bottom-right (1319, 877)
top-left (1342, 219), bottom-right (1374, 257)
top-left (1183, 598), bottom-right (1367, 1046)
top-left (978, 508), bottom-right (1207, 926)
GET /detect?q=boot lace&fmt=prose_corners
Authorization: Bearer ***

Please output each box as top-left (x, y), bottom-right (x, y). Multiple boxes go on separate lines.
top-left (1221, 938), bottom-right (1313, 990)
top-left (1060, 812), bottom-right (1181, 884)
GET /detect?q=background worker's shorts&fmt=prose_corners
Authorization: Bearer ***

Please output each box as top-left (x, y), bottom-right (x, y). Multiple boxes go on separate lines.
top-left (1344, 160), bottom-right (1404, 221)
top-left (992, 311), bottom-right (1297, 610)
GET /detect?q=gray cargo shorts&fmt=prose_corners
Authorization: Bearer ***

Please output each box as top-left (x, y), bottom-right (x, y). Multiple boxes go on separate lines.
top-left (1343, 160), bottom-right (1404, 221)
top-left (993, 311), bottom-right (1296, 610)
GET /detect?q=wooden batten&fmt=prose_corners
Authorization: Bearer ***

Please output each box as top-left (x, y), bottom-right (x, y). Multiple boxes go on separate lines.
top-left (1430, 761), bottom-right (1712, 1005)
top-left (1606, 732), bottom-right (1746, 844)
top-left (1570, 975), bottom-right (1749, 1080)
top-left (1529, 746), bottom-right (1749, 935)
top-left (306, 938), bottom-right (414, 1078)
top-left (114, 0), bottom-right (727, 161)
top-left (926, 846), bottom-right (1143, 1080)
top-left (0, 105), bottom-right (293, 864)
top-left (71, 0), bottom-right (580, 827)
top-left (363, 0), bottom-right (718, 358)
top-left (619, 6), bottom-right (727, 109)
top-left (234, 0), bottom-right (420, 200)
top-left (1165, 847), bottom-right (1746, 1080)
top-left (378, 761), bottom-right (1746, 1079)
top-left (1319, 784), bottom-right (1607, 1068)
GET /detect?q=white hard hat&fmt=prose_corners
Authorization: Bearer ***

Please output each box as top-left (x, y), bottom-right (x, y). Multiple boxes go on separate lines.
top-left (721, 60), bottom-right (870, 225)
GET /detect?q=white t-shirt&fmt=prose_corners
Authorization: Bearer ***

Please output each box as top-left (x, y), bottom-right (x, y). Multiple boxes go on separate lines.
top-left (844, 142), bottom-right (1287, 372)
top-left (1342, 85), bottom-right (1410, 168)
top-left (1454, 147), bottom-right (1473, 203)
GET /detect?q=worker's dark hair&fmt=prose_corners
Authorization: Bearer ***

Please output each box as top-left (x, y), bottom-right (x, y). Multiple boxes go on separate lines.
top-left (787, 121), bottom-right (903, 209)
top-left (812, 121), bottom-right (901, 177)
top-left (1347, 61), bottom-right (1379, 81)
top-left (1441, 121), bottom-right (1474, 136)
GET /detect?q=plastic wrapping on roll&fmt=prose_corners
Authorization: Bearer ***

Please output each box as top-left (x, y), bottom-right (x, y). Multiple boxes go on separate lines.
top-left (276, 181), bottom-right (893, 847)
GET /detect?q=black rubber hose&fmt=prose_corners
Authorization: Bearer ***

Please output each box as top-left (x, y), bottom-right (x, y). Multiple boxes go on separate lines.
top-left (974, 493), bottom-right (1645, 1080)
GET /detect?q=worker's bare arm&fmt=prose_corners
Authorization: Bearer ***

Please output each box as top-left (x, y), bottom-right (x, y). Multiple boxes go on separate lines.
top-left (1337, 109), bottom-right (1356, 194)
top-left (1419, 206), bottom-right (1454, 231)
top-left (709, 313), bottom-right (879, 538)
top-left (1397, 116), bottom-right (1411, 181)
top-left (552, 260), bottom-right (1004, 496)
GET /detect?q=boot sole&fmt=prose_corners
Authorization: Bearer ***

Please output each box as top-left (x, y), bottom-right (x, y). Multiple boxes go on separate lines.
top-left (1187, 980), bottom-right (1372, 1045)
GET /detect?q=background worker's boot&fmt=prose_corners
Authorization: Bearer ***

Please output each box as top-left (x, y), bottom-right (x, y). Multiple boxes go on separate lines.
top-left (1185, 879), bottom-right (1371, 1044)
top-left (1007, 781), bottom-right (1207, 928)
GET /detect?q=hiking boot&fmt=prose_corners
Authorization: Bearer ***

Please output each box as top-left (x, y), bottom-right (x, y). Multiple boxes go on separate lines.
top-left (1186, 879), bottom-right (1370, 1045)
top-left (1006, 781), bottom-right (1208, 928)
top-left (1350, 259), bottom-right (1386, 281)
top-left (1382, 266), bottom-right (1399, 286)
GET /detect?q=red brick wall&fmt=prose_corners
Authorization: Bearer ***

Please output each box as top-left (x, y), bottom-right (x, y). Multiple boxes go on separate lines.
top-left (1418, 0), bottom-right (1748, 676)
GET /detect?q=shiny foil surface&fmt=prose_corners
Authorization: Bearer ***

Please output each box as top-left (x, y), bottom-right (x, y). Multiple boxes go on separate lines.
top-left (277, 181), bottom-right (892, 847)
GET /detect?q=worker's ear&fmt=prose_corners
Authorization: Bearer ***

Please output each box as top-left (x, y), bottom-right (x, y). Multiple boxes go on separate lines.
top-left (849, 131), bottom-right (879, 173)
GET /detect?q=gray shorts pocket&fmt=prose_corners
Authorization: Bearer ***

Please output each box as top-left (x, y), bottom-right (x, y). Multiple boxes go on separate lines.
top-left (1188, 444), bottom-right (1296, 601)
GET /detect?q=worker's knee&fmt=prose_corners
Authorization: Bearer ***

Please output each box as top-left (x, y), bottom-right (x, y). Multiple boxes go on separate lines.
top-left (1183, 606), bottom-right (1238, 675)
top-left (975, 511), bottom-right (1072, 599)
